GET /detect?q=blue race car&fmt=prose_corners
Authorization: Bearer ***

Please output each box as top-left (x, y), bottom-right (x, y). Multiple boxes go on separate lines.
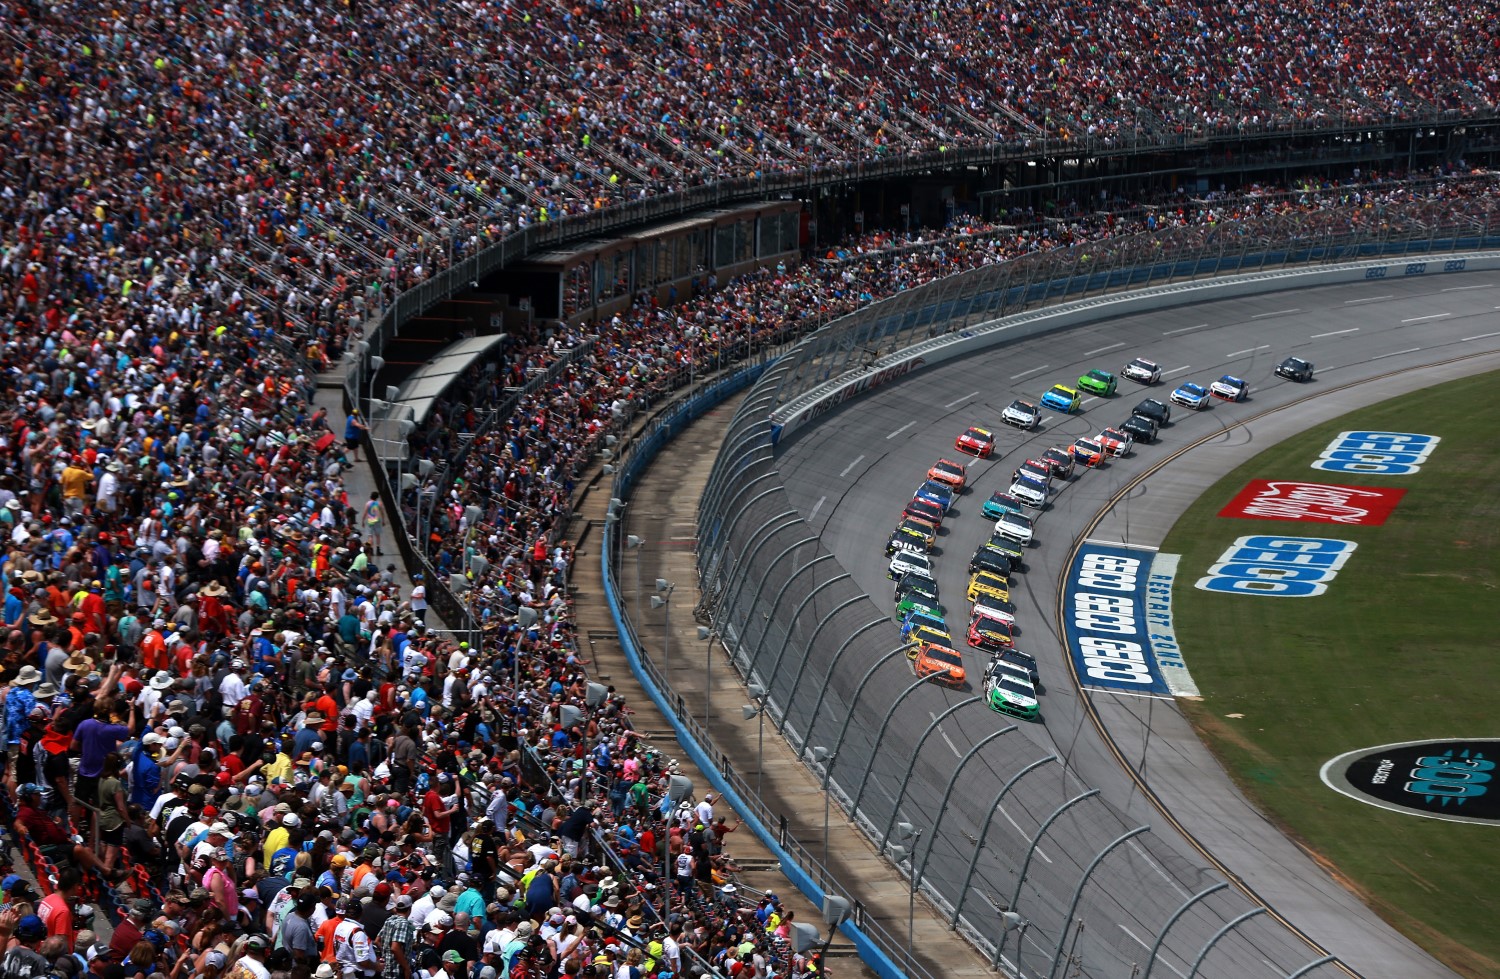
top-left (1039, 384), bottom-right (1082, 413)
top-left (1169, 381), bottom-right (1210, 410)
top-left (914, 479), bottom-right (954, 513)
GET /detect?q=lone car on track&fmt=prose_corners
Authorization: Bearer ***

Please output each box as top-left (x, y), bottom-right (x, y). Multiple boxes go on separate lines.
top-left (1040, 384), bottom-right (1082, 413)
top-left (913, 642), bottom-right (967, 687)
top-left (1077, 369), bottom-right (1118, 396)
top-left (926, 458), bottom-right (967, 490)
top-left (1121, 357), bottom-right (1161, 385)
top-left (966, 570), bottom-right (1011, 604)
top-left (955, 426), bottom-right (996, 458)
top-left (1169, 381), bottom-right (1211, 410)
top-left (1040, 446), bottom-right (1075, 480)
top-left (993, 510), bottom-right (1034, 546)
top-left (967, 614), bottom-right (1015, 651)
top-left (1000, 399), bottom-right (1042, 430)
top-left (888, 549), bottom-right (934, 581)
top-left (1276, 356), bottom-right (1315, 382)
top-left (981, 491), bottom-right (1028, 520)
top-left (1096, 427), bottom-right (1134, 458)
top-left (914, 480), bottom-right (954, 513)
top-left (984, 657), bottom-right (1040, 719)
top-left (1210, 374), bottom-right (1249, 402)
top-left (1132, 397), bottom-right (1171, 426)
top-left (1070, 436), bottom-right (1105, 468)
top-left (1119, 414), bottom-right (1158, 443)
top-left (1008, 474), bottom-right (1048, 508)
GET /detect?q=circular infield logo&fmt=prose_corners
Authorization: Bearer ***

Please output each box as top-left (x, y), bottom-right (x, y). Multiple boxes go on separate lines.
top-left (1320, 739), bottom-right (1500, 825)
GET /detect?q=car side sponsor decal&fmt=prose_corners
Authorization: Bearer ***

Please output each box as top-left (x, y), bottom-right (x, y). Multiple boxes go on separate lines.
top-left (1217, 480), bottom-right (1406, 526)
top-left (1195, 536), bottom-right (1357, 597)
top-left (1312, 431), bottom-right (1440, 475)
top-left (1321, 739), bottom-right (1500, 826)
top-left (1064, 542), bottom-right (1170, 694)
top-left (1142, 554), bottom-right (1199, 697)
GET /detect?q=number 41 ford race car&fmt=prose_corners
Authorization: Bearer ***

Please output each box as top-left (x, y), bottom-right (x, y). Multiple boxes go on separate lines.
top-left (1210, 374), bottom-right (1249, 402)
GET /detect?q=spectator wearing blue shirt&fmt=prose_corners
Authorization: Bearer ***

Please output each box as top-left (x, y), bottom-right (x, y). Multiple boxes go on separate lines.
top-left (5, 666), bottom-right (39, 746)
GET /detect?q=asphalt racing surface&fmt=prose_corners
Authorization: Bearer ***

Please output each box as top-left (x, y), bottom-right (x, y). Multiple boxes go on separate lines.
top-left (776, 272), bottom-right (1500, 979)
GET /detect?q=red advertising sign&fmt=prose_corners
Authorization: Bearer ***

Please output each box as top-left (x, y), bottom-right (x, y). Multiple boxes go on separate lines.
top-left (1218, 480), bottom-right (1406, 526)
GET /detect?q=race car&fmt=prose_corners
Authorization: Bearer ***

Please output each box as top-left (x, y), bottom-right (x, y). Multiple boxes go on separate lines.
top-left (1070, 436), bottom-right (1105, 468)
top-left (1012, 459), bottom-right (1053, 489)
top-left (1121, 357), bottom-right (1161, 385)
top-left (998, 647), bottom-right (1041, 687)
top-left (993, 510), bottom-right (1034, 547)
top-left (1040, 447), bottom-right (1075, 480)
top-left (895, 517), bottom-right (937, 548)
top-left (984, 657), bottom-right (1040, 719)
top-left (896, 591), bottom-right (945, 617)
top-left (982, 532), bottom-right (1025, 569)
top-left (1000, 399), bottom-right (1042, 430)
top-left (1008, 474), bottom-right (1048, 508)
top-left (885, 526), bottom-right (929, 556)
top-left (966, 570), bottom-right (1011, 604)
top-left (1077, 369), bottom-right (1117, 396)
top-left (1096, 427), bottom-right (1134, 458)
top-left (900, 608), bottom-right (947, 640)
top-left (1119, 414), bottom-right (1157, 443)
top-left (967, 614), bottom-right (1015, 651)
top-left (906, 625), bottom-right (953, 653)
top-left (1210, 374), bottom-right (1249, 402)
top-left (981, 491), bottom-right (1027, 520)
top-left (1169, 381), bottom-right (1210, 410)
top-left (888, 549), bottom-right (934, 581)
top-left (968, 546), bottom-right (1015, 579)
top-left (894, 573), bottom-right (940, 605)
top-left (912, 642), bottom-right (966, 687)
top-left (902, 497), bottom-right (945, 528)
top-left (926, 458), bottom-right (968, 490)
top-left (1040, 384), bottom-right (1081, 413)
top-left (1132, 398), bottom-right (1171, 425)
top-left (971, 598), bottom-right (1018, 629)
top-left (1275, 355), bottom-right (1315, 382)
top-left (955, 426), bottom-right (996, 458)
top-left (913, 480), bottom-right (954, 513)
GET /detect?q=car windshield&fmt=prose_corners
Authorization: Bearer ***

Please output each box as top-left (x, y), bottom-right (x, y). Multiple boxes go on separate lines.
top-left (1008, 400), bottom-right (1033, 412)
top-left (1129, 358), bottom-right (1154, 370)
top-left (934, 462), bottom-right (962, 478)
top-left (1075, 438), bottom-right (1100, 450)
top-left (1049, 386), bottom-right (1072, 397)
top-left (901, 520), bottom-right (931, 536)
top-left (1000, 512), bottom-right (1031, 529)
top-left (1284, 357), bottom-right (1308, 368)
top-left (920, 481), bottom-right (951, 497)
top-left (1015, 475), bottom-right (1046, 493)
top-left (998, 676), bottom-right (1033, 697)
top-left (1181, 383), bottom-right (1204, 394)
top-left (1044, 449), bottom-right (1069, 462)
top-left (965, 428), bottom-right (991, 442)
top-left (1088, 370), bottom-right (1111, 381)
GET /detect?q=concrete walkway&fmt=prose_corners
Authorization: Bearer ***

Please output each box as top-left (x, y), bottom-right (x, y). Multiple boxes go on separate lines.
top-left (572, 392), bottom-right (994, 979)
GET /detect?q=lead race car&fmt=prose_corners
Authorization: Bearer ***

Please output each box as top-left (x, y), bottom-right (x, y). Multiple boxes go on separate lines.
top-left (1169, 380), bottom-right (1211, 410)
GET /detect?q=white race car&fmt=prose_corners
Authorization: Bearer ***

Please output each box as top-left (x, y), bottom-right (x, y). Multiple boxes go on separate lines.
top-left (1008, 475), bottom-right (1048, 508)
top-left (1121, 357), bottom-right (1161, 385)
top-left (888, 550), bottom-right (935, 581)
top-left (1000, 399), bottom-right (1042, 430)
top-left (1169, 381), bottom-right (1211, 410)
top-left (1210, 374), bottom-right (1249, 402)
top-left (993, 510), bottom-right (1034, 546)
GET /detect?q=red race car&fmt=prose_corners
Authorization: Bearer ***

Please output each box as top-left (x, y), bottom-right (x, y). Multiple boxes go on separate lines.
top-left (926, 458), bottom-right (968, 490)
top-left (955, 426), bottom-right (996, 458)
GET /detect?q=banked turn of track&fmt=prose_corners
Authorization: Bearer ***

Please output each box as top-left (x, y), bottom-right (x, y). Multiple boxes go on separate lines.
top-left (770, 271), bottom-right (1500, 979)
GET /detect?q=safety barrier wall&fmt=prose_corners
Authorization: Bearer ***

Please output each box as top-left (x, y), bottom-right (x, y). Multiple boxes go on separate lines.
top-left (680, 216), bottom-right (1500, 978)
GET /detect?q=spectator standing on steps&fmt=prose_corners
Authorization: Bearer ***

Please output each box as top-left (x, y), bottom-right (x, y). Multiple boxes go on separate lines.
top-left (364, 494), bottom-right (386, 556)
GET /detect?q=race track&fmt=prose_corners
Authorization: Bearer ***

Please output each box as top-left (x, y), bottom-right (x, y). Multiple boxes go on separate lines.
top-left (775, 272), bottom-right (1500, 979)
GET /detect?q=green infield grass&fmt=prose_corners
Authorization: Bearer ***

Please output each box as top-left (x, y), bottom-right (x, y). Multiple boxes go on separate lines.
top-left (1162, 370), bottom-right (1500, 978)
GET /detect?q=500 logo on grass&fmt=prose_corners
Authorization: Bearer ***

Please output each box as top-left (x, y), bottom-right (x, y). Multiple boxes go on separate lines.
top-left (1313, 431), bottom-right (1440, 475)
top-left (1321, 739), bottom-right (1500, 825)
top-left (1064, 543), bottom-right (1170, 694)
top-left (1195, 536), bottom-right (1357, 597)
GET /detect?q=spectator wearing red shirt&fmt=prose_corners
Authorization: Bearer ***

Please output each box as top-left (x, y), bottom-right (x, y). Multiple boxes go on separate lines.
top-left (423, 772), bottom-right (458, 873)
top-left (11, 785), bottom-right (116, 879)
top-left (37, 866), bottom-right (81, 947)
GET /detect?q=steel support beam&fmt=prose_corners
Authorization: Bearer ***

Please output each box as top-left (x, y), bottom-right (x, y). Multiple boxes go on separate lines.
top-left (1041, 826), bottom-right (1150, 978)
top-left (950, 755), bottom-right (1058, 926)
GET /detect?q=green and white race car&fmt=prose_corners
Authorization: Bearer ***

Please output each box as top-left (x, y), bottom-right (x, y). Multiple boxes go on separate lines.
top-left (984, 657), bottom-right (1040, 720)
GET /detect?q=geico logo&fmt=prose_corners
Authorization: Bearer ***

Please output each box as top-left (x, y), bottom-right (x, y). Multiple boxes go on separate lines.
top-left (1074, 593), bottom-right (1134, 614)
top-left (1077, 636), bottom-right (1154, 683)
top-left (1196, 536), bottom-right (1357, 598)
top-left (1073, 609), bottom-right (1137, 634)
top-left (1314, 431), bottom-right (1440, 475)
top-left (1079, 554), bottom-right (1140, 592)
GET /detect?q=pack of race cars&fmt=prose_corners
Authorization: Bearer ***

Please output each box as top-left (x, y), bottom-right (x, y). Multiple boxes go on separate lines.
top-left (882, 354), bottom-right (1261, 720)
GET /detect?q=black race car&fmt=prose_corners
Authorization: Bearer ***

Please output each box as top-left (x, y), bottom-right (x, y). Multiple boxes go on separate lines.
top-left (1120, 414), bottom-right (1158, 443)
top-left (1275, 356), bottom-right (1315, 382)
top-left (1132, 397), bottom-right (1171, 426)
top-left (968, 545), bottom-right (1016, 578)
